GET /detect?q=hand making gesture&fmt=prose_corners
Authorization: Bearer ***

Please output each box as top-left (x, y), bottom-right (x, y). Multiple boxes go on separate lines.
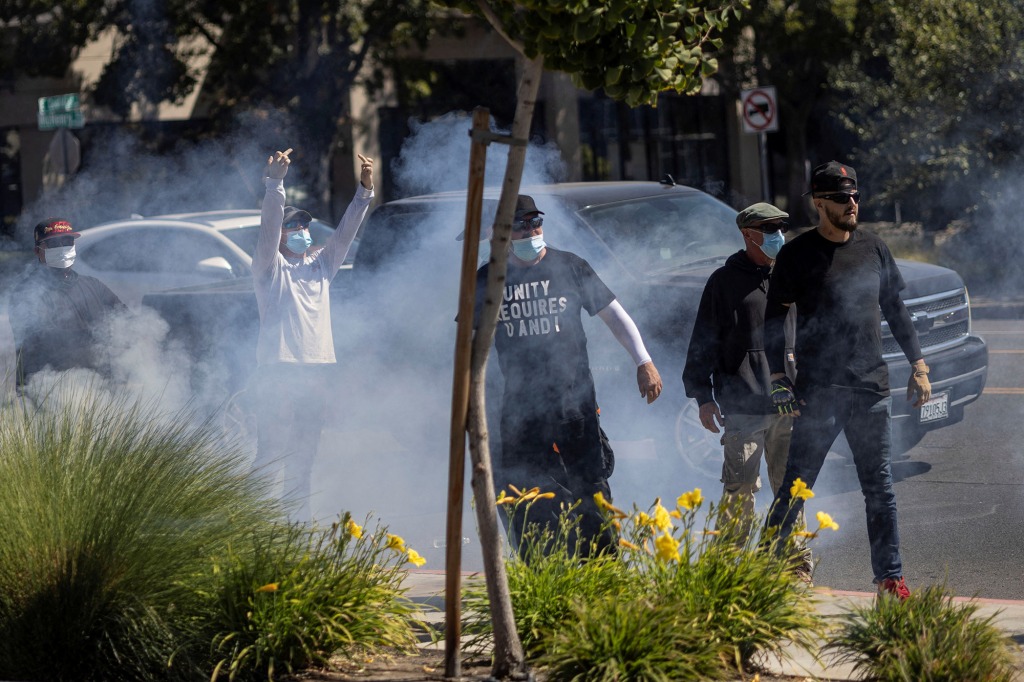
top-left (267, 148), bottom-right (293, 179)
top-left (358, 153), bottom-right (374, 190)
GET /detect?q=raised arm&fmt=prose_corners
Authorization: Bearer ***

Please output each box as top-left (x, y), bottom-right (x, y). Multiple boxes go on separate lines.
top-left (254, 148), bottom-right (292, 276)
top-left (318, 154), bottom-right (375, 279)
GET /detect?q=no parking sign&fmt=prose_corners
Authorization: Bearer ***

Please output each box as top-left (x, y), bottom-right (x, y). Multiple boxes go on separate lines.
top-left (740, 87), bottom-right (779, 134)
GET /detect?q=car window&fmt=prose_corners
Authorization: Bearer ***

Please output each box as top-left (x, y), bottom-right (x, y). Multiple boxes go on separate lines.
top-left (78, 227), bottom-right (245, 274)
top-left (577, 193), bottom-right (741, 273)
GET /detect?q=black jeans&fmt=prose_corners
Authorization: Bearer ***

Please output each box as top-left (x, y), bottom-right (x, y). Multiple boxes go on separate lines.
top-left (766, 388), bottom-right (902, 582)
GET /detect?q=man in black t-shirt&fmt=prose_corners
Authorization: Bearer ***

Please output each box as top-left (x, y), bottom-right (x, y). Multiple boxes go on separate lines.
top-left (476, 195), bottom-right (663, 557)
top-left (763, 162), bottom-right (931, 601)
top-left (7, 218), bottom-right (126, 390)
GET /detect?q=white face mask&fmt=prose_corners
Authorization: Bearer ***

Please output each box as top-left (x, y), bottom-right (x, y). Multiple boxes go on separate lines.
top-left (43, 244), bottom-right (76, 269)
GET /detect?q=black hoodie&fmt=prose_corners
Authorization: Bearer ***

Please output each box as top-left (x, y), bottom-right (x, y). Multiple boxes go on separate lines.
top-left (682, 250), bottom-right (795, 415)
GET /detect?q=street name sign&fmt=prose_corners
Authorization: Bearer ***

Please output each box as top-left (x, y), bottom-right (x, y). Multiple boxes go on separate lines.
top-left (38, 93), bottom-right (84, 130)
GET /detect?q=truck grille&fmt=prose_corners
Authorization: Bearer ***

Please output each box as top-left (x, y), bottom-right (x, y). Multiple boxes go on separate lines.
top-left (882, 289), bottom-right (970, 357)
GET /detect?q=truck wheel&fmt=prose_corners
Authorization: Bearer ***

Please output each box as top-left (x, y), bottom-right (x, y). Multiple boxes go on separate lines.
top-left (673, 401), bottom-right (723, 478)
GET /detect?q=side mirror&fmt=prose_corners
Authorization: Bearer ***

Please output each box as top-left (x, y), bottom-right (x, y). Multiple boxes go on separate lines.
top-left (196, 256), bottom-right (234, 278)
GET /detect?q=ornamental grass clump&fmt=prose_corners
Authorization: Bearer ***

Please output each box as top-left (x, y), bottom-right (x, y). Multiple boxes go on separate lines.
top-left (0, 387), bottom-right (282, 681)
top-left (824, 583), bottom-right (1016, 682)
top-left (595, 488), bottom-right (825, 675)
top-left (469, 483), bottom-right (828, 680)
top-left (462, 487), bottom-right (637, 657)
top-left (202, 515), bottom-right (423, 681)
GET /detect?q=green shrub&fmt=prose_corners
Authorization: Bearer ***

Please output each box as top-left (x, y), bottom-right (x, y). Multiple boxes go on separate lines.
top-left (466, 485), bottom-right (825, 679)
top-left (0, 388), bottom-right (282, 681)
top-left (540, 595), bottom-right (728, 682)
top-left (201, 516), bottom-right (422, 681)
top-left (825, 583), bottom-right (1015, 682)
top-left (462, 495), bottom-right (636, 658)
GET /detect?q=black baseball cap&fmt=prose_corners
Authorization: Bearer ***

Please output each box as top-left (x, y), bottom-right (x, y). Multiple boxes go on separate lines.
top-left (34, 218), bottom-right (80, 245)
top-left (513, 195), bottom-right (544, 221)
top-left (808, 161), bottom-right (857, 194)
top-left (282, 206), bottom-right (312, 227)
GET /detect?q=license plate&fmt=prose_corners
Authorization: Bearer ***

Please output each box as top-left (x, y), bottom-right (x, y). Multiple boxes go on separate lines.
top-left (919, 392), bottom-right (949, 423)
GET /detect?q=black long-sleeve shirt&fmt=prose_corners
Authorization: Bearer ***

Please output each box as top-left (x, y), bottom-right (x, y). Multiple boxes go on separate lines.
top-left (765, 228), bottom-right (922, 395)
top-left (7, 267), bottom-right (126, 386)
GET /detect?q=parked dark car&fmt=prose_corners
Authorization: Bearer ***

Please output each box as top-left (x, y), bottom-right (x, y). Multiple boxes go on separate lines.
top-left (142, 180), bottom-right (988, 566)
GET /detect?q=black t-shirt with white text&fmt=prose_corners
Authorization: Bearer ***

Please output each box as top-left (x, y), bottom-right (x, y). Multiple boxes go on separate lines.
top-left (475, 248), bottom-right (615, 416)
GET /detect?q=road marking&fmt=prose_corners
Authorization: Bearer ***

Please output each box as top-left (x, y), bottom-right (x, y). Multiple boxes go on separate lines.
top-left (984, 387), bottom-right (1024, 394)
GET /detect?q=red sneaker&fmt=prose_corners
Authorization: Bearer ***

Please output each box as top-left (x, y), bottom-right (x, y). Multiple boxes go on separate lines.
top-left (877, 576), bottom-right (911, 601)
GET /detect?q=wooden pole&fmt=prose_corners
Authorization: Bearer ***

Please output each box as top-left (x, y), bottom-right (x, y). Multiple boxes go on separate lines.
top-left (444, 106), bottom-right (491, 679)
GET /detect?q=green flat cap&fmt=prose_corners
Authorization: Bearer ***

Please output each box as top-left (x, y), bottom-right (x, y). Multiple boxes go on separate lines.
top-left (736, 202), bottom-right (789, 228)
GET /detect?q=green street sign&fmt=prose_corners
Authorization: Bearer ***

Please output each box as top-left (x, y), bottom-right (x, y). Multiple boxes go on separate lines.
top-left (38, 93), bottom-right (84, 130)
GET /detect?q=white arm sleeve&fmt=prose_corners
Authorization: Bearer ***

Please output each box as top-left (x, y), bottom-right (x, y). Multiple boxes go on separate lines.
top-left (597, 299), bottom-right (652, 367)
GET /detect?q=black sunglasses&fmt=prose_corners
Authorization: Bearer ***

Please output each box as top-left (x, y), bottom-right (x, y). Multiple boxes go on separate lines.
top-left (818, 192), bottom-right (861, 204)
top-left (749, 221), bottom-right (789, 234)
top-left (283, 220), bottom-right (310, 231)
top-left (512, 215), bottom-right (543, 231)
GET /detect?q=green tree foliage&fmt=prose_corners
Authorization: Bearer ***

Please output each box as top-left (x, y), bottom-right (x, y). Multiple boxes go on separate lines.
top-left (834, 1), bottom-right (1024, 231)
top-left (1, 0), bottom-right (443, 213)
top-left (440, 0), bottom-right (748, 107)
top-left (715, 1), bottom-right (863, 221)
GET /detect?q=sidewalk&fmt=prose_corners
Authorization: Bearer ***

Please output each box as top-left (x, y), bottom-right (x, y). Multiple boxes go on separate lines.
top-left (394, 570), bottom-right (1024, 681)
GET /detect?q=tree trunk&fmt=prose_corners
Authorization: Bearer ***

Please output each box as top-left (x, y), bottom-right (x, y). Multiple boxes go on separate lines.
top-left (780, 98), bottom-right (814, 225)
top-left (467, 55), bottom-right (544, 682)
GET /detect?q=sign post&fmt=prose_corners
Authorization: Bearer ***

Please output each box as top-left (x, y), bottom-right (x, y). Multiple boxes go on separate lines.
top-left (740, 86), bottom-right (779, 202)
top-left (38, 93), bottom-right (84, 131)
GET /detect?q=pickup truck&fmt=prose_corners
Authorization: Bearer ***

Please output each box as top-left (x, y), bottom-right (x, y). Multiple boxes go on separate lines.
top-left (142, 180), bottom-right (988, 559)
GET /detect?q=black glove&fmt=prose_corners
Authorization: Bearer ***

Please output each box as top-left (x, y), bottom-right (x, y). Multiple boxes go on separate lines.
top-left (770, 376), bottom-right (799, 415)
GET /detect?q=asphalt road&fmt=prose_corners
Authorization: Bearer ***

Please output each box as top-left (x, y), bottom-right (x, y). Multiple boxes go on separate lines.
top-left (789, 318), bottom-right (1024, 600)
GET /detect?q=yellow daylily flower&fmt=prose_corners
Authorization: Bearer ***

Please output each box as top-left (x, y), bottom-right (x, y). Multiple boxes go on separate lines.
top-left (255, 582), bottom-right (279, 593)
top-left (496, 490), bottom-right (514, 506)
top-left (406, 549), bottom-right (427, 567)
top-left (670, 510), bottom-right (682, 519)
top-left (618, 538), bottom-right (641, 551)
top-left (703, 529), bottom-right (721, 536)
top-left (653, 503), bottom-right (673, 532)
top-left (508, 484), bottom-right (524, 497)
top-left (345, 519), bottom-right (363, 539)
top-left (816, 511), bottom-right (840, 532)
top-left (635, 511), bottom-right (654, 527)
top-left (654, 532), bottom-right (680, 562)
top-left (537, 492), bottom-right (556, 500)
top-left (794, 530), bottom-right (816, 539)
top-left (386, 534), bottom-right (406, 552)
top-left (677, 488), bottom-right (703, 510)
top-left (790, 478), bottom-right (815, 501)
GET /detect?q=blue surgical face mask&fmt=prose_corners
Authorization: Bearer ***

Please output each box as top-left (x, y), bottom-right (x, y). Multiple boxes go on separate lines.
top-left (757, 230), bottom-right (785, 259)
top-left (511, 234), bottom-right (546, 261)
top-left (285, 229), bottom-right (312, 255)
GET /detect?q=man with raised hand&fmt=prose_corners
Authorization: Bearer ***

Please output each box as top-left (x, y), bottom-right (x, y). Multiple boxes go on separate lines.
top-left (250, 148), bottom-right (374, 521)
